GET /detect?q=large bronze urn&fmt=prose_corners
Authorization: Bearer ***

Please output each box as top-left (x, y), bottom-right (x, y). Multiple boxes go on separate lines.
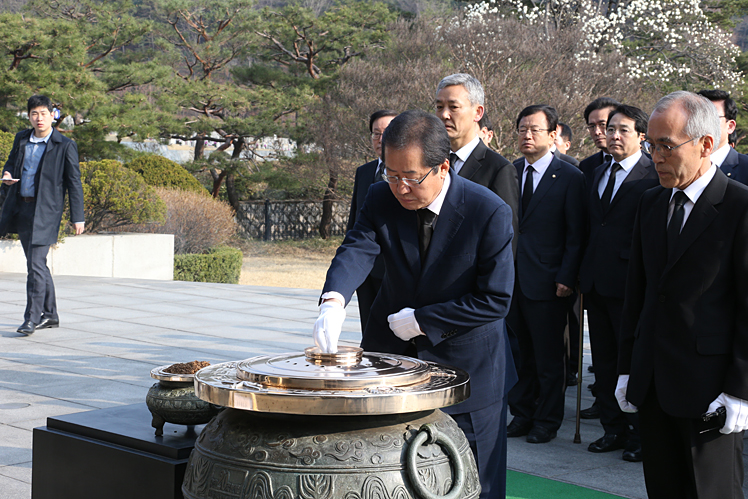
top-left (183, 346), bottom-right (479, 499)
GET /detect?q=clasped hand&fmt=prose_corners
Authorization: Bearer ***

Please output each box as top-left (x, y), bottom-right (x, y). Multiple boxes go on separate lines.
top-left (312, 301), bottom-right (346, 353)
top-left (708, 392), bottom-right (748, 434)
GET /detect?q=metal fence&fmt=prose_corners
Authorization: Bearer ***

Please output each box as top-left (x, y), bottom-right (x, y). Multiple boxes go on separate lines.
top-left (237, 199), bottom-right (349, 240)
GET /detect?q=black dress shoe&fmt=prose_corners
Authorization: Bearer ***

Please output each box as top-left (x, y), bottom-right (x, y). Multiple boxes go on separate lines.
top-left (588, 433), bottom-right (627, 453)
top-left (580, 402), bottom-right (600, 419)
top-left (17, 320), bottom-right (36, 335)
top-left (587, 364), bottom-right (595, 373)
top-left (37, 317), bottom-right (59, 329)
top-left (622, 440), bottom-right (643, 462)
top-left (507, 419), bottom-right (533, 438)
top-left (526, 426), bottom-right (556, 444)
top-left (567, 371), bottom-right (578, 387)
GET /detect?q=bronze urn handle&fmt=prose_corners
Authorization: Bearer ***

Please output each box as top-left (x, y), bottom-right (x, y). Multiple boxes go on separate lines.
top-left (406, 423), bottom-right (466, 499)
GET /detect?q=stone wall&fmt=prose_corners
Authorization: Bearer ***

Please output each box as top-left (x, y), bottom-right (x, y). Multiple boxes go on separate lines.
top-left (237, 200), bottom-right (350, 240)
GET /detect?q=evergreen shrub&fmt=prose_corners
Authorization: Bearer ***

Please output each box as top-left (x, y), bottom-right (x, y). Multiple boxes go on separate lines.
top-left (0, 131), bottom-right (13, 164)
top-left (125, 154), bottom-right (204, 193)
top-left (174, 246), bottom-right (242, 284)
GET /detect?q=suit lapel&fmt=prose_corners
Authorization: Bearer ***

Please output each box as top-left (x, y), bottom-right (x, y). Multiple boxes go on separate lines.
top-left (523, 157), bottom-right (561, 219)
top-left (720, 147), bottom-right (738, 180)
top-left (608, 156), bottom-right (650, 211)
top-left (422, 173), bottom-right (465, 274)
top-left (590, 160), bottom-right (608, 214)
top-left (396, 207), bottom-right (422, 278)
top-left (663, 170), bottom-right (726, 274)
top-left (457, 141), bottom-right (485, 181)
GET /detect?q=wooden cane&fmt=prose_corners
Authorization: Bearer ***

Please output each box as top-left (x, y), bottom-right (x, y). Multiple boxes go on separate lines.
top-left (574, 293), bottom-right (584, 444)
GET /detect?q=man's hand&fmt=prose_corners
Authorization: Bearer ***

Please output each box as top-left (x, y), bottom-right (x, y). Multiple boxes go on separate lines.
top-left (387, 307), bottom-right (424, 341)
top-left (73, 222), bottom-right (84, 235)
top-left (312, 300), bottom-right (346, 353)
top-left (615, 374), bottom-right (638, 413)
top-left (708, 392), bottom-right (748, 434)
top-left (556, 283), bottom-right (573, 297)
top-left (2, 172), bottom-right (18, 186)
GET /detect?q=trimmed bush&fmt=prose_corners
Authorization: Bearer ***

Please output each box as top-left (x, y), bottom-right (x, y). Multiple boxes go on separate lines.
top-left (174, 246), bottom-right (243, 284)
top-left (80, 160), bottom-right (166, 233)
top-left (122, 187), bottom-right (237, 254)
top-left (125, 154), bottom-right (205, 193)
top-left (0, 131), bottom-right (14, 164)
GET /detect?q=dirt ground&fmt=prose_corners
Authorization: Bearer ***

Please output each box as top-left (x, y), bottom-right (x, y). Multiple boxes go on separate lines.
top-left (238, 237), bottom-right (343, 290)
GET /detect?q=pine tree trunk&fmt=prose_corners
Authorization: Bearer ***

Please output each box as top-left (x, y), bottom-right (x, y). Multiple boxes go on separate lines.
top-left (319, 168), bottom-right (338, 239)
top-left (194, 137), bottom-right (206, 161)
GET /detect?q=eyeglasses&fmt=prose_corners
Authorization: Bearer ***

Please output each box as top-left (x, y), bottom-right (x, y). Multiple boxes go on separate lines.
top-left (382, 165), bottom-right (438, 187)
top-left (371, 132), bottom-right (384, 139)
top-left (586, 122), bottom-right (607, 131)
top-left (606, 126), bottom-right (635, 136)
top-left (516, 127), bottom-right (551, 136)
top-left (643, 136), bottom-right (700, 157)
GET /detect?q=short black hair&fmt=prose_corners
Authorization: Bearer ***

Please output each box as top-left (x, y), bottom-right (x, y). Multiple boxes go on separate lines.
top-left (696, 89), bottom-right (737, 121)
top-left (729, 130), bottom-right (737, 146)
top-left (584, 97), bottom-right (621, 124)
top-left (381, 110), bottom-right (450, 170)
top-left (369, 109), bottom-right (399, 133)
top-left (558, 122), bottom-right (572, 142)
top-left (607, 105), bottom-right (648, 134)
top-left (27, 95), bottom-right (54, 114)
top-left (479, 113), bottom-right (493, 131)
top-left (516, 104), bottom-right (558, 132)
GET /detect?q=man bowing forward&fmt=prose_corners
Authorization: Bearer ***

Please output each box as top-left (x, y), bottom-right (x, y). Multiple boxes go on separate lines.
top-left (312, 110), bottom-right (515, 499)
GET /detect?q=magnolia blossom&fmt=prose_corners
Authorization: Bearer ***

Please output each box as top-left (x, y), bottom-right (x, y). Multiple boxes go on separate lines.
top-left (465, 0), bottom-right (743, 92)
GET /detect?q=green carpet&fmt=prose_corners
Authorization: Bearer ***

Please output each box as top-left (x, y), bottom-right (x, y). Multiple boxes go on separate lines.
top-left (507, 470), bottom-right (627, 499)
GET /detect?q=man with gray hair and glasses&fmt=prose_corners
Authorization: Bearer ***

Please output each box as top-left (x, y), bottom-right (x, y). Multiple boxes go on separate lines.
top-left (617, 91), bottom-right (748, 497)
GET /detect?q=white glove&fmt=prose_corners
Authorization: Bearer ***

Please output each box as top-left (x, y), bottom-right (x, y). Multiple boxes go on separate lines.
top-left (313, 301), bottom-right (346, 353)
top-left (387, 307), bottom-right (424, 341)
top-left (615, 375), bottom-right (638, 413)
top-left (708, 392), bottom-right (748, 434)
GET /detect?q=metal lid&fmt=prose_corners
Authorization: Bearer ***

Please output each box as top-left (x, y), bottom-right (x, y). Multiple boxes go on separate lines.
top-left (194, 347), bottom-right (470, 415)
top-left (150, 364), bottom-right (197, 383)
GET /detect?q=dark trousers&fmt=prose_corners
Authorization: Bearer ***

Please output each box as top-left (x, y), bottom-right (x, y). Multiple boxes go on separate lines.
top-left (586, 289), bottom-right (638, 437)
top-left (354, 274), bottom-right (382, 333)
top-left (451, 398), bottom-right (508, 499)
top-left (639, 386), bottom-right (744, 498)
top-left (17, 200), bottom-right (56, 323)
top-left (507, 286), bottom-right (568, 431)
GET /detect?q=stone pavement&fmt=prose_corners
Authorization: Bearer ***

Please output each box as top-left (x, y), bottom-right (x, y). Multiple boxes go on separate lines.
top-left (0, 273), bottom-right (743, 499)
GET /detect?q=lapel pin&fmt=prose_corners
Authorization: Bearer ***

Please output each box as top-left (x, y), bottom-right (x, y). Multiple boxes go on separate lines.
top-left (552, 174), bottom-right (556, 178)
top-left (727, 173), bottom-right (732, 176)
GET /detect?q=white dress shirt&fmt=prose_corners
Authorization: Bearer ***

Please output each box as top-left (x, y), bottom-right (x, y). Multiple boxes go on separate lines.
top-left (450, 136), bottom-right (481, 175)
top-left (597, 151), bottom-right (642, 200)
top-left (667, 164), bottom-right (717, 231)
top-left (522, 150), bottom-right (554, 193)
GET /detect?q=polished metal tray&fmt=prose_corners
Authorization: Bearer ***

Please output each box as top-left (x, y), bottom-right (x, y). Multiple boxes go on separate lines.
top-left (194, 347), bottom-right (470, 415)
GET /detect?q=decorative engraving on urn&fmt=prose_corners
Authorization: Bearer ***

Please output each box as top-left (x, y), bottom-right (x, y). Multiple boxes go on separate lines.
top-left (299, 475), bottom-right (334, 499)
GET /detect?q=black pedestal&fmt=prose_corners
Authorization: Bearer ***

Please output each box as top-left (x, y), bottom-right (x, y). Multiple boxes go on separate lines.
top-left (32, 402), bottom-right (205, 499)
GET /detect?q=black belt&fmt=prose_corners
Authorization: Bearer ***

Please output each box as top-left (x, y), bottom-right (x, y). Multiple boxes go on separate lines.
top-left (21, 197), bottom-right (34, 203)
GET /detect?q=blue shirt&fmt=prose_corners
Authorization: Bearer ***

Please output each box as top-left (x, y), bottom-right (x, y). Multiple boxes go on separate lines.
top-left (20, 132), bottom-right (51, 198)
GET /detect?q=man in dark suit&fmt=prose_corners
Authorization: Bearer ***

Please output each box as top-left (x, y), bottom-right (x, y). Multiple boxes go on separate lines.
top-left (0, 95), bottom-right (84, 335)
top-left (617, 91), bottom-right (748, 498)
top-left (579, 98), bottom-right (622, 192)
top-left (313, 110), bottom-right (515, 499)
top-left (506, 105), bottom-right (586, 443)
top-left (553, 122), bottom-right (579, 167)
top-left (696, 89), bottom-right (748, 185)
top-left (579, 105), bottom-right (659, 462)
top-left (435, 73), bottom-right (519, 254)
top-left (347, 109), bottom-right (398, 332)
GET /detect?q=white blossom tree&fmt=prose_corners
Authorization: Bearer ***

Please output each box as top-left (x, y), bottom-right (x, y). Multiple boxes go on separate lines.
top-left (464, 0), bottom-right (744, 93)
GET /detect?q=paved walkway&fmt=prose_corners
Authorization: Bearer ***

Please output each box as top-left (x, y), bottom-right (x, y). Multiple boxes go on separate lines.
top-left (0, 274), bottom-right (743, 499)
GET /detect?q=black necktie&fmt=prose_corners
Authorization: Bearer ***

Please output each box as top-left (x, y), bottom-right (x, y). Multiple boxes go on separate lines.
top-left (522, 165), bottom-right (534, 214)
top-left (375, 162), bottom-right (384, 182)
top-left (603, 153), bottom-right (612, 164)
top-left (417, 208), bottom-right (437, 263)
top-left (449, 152), bottom-right (458, 169)
top-left (600, 163), bottom-right (622, 211)
top-left (667, 191), bottom-right (688, 259)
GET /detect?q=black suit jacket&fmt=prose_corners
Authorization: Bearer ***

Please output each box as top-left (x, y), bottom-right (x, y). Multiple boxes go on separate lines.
top-left (579, 154), bottom-right (659, 298)
top-left (619, 169), bottom-right (748, 417)
top-left (719, 146), bottom-right (748, 186)
top-left (513, 156), bottom-right (586, 300)
top-left (459, 140), bottom-right (519, 255)
top-left (553, 148), bottom-right (580, 167)
top-left (348, 159), bottom-right (384, 279)
top-left (324, 171), bottom-right (515, 414)
top-left (579, 151), bottom-right (608, 195)
top-left (0, 128), bottom-right (84, 246)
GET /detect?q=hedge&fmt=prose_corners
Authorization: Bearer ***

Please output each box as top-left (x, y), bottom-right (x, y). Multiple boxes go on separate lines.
top-left (173, 246), bottom-right (243, 284)
top-left (0, 130), bottom-right (13, 164)
top-left (125, 154), bottom-right (205, 193)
